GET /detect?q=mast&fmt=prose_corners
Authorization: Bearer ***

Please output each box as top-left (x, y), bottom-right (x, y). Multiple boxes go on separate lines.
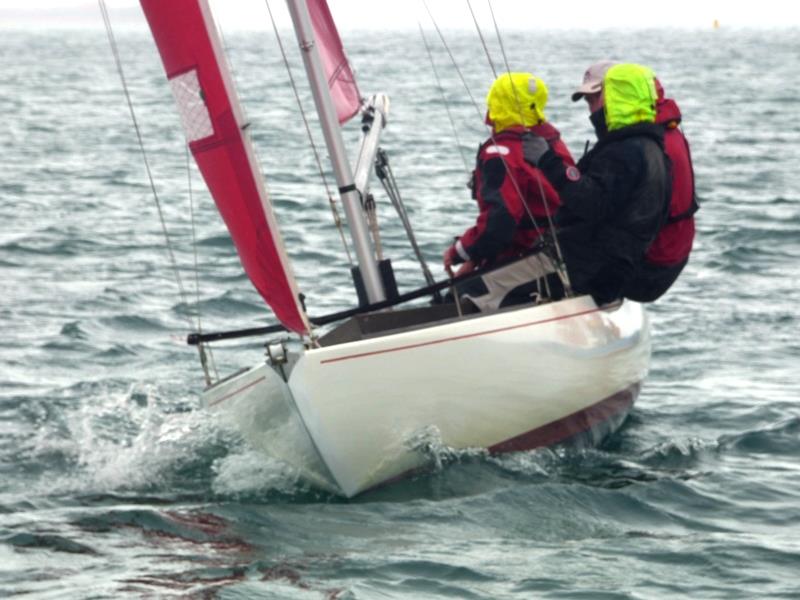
top-left (286, 0), bottom-right (386, 304)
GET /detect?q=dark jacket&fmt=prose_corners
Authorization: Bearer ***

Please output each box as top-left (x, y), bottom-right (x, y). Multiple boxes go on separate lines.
top-left (538, 122), bottom-right (671, 304)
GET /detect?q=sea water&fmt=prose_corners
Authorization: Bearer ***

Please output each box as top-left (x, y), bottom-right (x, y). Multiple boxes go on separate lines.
top-left (1, 24), bottom-right (799, 599)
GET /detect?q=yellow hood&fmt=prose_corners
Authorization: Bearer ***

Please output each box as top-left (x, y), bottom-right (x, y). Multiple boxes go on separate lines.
top-left (486, 72), bottom-right (548, 133)
top-left (603, 63), bottom-right (657, 132)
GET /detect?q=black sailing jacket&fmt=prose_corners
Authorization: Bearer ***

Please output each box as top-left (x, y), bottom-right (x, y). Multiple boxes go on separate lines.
top-left (538, 122), bottom-right (672, 304)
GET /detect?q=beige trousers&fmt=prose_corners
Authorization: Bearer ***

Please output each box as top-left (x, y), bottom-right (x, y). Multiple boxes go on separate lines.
top-left (462, 254), bottom-right (557, 312)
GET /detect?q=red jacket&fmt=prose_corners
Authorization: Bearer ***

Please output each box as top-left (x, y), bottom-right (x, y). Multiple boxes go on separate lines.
top-left (455, 124), bottom-right (574, 264)
top-left (646, 83), bottom-right (698, 266)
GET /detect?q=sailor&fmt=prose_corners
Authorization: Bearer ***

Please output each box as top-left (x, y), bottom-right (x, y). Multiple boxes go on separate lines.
top-left (523, 63), bottom-right (672, 305)
top-left (570, 60), bottom-right (699, 301)
top-left (443, 72), bottom-right (575, 311)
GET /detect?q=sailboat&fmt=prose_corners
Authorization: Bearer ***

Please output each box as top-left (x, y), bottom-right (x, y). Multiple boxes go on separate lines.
top-left (137, 0), bottom-right (650, 497)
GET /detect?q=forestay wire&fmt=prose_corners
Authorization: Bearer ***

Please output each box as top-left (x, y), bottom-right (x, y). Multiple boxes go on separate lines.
top-left (264, 0), bottom-right (354, 267)
top-left (186, 147), bottom-right (219, 383)
top-left (99, 1), bottom-right (198, 327)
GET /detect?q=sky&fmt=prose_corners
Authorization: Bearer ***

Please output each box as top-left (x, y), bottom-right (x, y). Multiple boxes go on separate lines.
top-left (1, 0), bottom-right (798, 31)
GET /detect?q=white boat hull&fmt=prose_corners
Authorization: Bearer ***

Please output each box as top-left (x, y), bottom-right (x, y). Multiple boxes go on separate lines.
top-left (202, 361), bottom-right (336, 492)
top-left (204, 296), bottom-right (650, 497)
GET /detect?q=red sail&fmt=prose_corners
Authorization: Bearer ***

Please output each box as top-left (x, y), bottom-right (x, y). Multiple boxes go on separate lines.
top-left (308, 0), bottom-right (362, 123)
top-left (140, 0), bottom-right (309, 334)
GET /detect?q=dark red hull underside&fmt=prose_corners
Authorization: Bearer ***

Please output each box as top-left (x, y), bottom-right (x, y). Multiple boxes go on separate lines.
top-left (489, 382), bottom-right (640, 454)
top-left (365, 382), bottom-right (641, 495)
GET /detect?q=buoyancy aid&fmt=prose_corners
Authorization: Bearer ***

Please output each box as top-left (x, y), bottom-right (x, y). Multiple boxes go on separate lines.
top-left (646, 95), bottom-right (699, 266)
top-left (470, 124), bottom-right (573, 205)
top-left (459, 125), bottom-right (574, 264)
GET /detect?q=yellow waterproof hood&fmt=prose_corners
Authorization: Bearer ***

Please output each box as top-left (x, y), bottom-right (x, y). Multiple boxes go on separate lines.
top-left (486, 72), bottom-right (548, 133)
top-left (603, 64), bottom-right (657, 132)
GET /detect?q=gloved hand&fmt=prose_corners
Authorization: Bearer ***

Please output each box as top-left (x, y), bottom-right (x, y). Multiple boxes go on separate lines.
top-left (522, 132), bottom-right (550, 167)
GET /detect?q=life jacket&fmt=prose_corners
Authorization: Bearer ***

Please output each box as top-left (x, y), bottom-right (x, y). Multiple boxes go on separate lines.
top-left (471, 123), bottom-right (574, 201)
top-left (463, 124), bottom-right (573, 262)
top-left (470, 124), bottom-right (573, 214)
top-left (646, 95), bottom-right (699, 266)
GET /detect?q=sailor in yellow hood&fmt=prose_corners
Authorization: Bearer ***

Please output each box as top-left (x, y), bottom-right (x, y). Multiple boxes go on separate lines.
top-left (485, 72), bottom-right (548, 132)
top-left (443, 71), bottom-right (576, 310)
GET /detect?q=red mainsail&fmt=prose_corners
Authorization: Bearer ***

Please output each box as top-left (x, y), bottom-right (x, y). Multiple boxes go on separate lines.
top-left (308, 0), bottom-right (362, 123)
top-left (140, 0), bottom-right (309, 334)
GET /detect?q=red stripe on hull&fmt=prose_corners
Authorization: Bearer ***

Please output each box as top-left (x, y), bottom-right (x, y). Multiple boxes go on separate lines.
top-left (207, 376), bottom-right (266, 408)
top-left (319, 303), bottom-right (620, 365)
top-left (489, 382), bottom-right (640, 454)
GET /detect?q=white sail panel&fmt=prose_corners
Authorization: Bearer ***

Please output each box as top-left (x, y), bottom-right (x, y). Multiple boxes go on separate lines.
top-left (168, 69), bottom-right (213, 143)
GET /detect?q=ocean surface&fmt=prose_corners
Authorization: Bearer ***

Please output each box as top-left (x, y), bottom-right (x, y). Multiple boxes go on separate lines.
top-left (2, 19), bottom-right (799, 599)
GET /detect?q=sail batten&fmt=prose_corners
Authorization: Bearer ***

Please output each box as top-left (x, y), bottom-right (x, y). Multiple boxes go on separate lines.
top-left (141, 0), bottom-right (309, 334)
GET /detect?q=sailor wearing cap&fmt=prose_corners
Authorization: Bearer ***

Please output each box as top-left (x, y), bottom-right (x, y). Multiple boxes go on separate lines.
top-left (522, 63), bottom-right (673, 305)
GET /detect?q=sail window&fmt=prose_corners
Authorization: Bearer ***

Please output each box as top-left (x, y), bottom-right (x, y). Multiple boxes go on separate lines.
top-left (169, 69), bottom-right (214, 142)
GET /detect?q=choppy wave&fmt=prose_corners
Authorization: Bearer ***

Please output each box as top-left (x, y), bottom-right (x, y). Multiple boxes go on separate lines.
top-left (1, 26), bottom-right (799, 599)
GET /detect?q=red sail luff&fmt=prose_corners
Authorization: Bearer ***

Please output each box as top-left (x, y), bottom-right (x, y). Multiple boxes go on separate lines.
top-left (140, 0), bottom-right (309, 334)
top-left (308, 0), bottom-right (362, 124)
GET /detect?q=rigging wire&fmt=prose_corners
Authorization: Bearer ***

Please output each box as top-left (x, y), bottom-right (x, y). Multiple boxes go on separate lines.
top-left (99, 0), bottom-right (197, 328)
top-left (186, 148), bottom-right (202, 332)
top-left (474, 0), bottom-right (547, 297)
top-left (426, 0), bottom-right (570, 293)
top-left (214, 8), bottom-right (317, 341)
top-left (421, 0), bottom-right (485, 124)
top-left (417, 23), bottom-right (471, 176)
top-left (376, 150), bottom-right (439, 292)
top-left (423, 1), bottom-right (544, 238)
top-left (466, 2), bottom-right (528, 150)
top-left (466, 0), bottom-right (497, 79)
top-left (486, 0), bottom-right (512, 77)
top-left (486, 0), bottom-right (570, 288)
top-left (424, 0), bottom-right (552, 264)
top-left (473, 0), bottom-right (523, 125)
top-left (186, 147), bottom-right (219, 384)
top-left (264, 0), bottom-right (354, 267)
